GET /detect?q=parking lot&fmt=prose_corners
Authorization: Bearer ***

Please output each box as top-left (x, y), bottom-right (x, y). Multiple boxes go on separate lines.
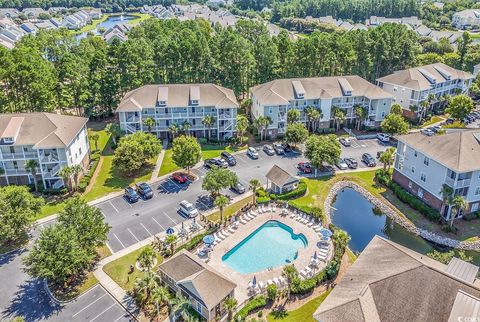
top-left (47, 285), bottom-right (131, 322)
top-left (97, 137), bottom-right (388, 253)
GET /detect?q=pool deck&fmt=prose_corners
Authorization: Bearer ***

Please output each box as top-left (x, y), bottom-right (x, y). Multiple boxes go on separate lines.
top-left (204, 206), bottom-right (332, 305)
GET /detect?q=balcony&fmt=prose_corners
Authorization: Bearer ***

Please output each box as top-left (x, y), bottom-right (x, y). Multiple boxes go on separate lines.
top-left (1, 152), bottom-right (26, 160)
top-left (456, 178), bottom-right (471, 188)
top-left (126, 124), bottom-right (139, 134)
top-left (171, 112), bottom-right (189, 118)
top-left (5, 168), bottom-right (28, 175)
top-left (43, 165), bottom-right (61, 179)
top-left (218, 113), bottom-right (233, 120)
top-left (444, 176), bottom-right (455, 187)
top-left (125, 116), bottom-right (140, 123)
top-left (41, 153), bottom-right (59, 163)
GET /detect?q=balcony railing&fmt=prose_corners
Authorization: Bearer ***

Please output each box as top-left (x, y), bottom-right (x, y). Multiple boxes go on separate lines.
top-left (456, 178), bottom-right (471, 188)
top-left (125, 116), bottom-right (140, 122)
top-left (171, 112), bottom-right (188, 118)
top-left (445, 177), bottom-right (455, 187)
top-left (5, 168), bottom-right (27, 175)
top-left (41, 153), bottom-right (59, 163)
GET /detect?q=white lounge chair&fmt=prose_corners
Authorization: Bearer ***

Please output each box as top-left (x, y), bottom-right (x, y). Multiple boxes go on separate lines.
top-left (267, 279), bottom-right (274, 286)
top-left (307, 218), bottom-right (314, 227)
top-left (251, 210), bottom-right (258, 216)
top-left (299, 269), bottom-right (308, 278)
top-left (246, 213), bottom-right (254, 220)
top-left (240, 217), bottom-right (247, 224)
top-left (258, 281), bottom-right (265, 290)
top-left (313, 225), bottom-right (322, 232)
top-left (305, 266), bottom-right (312, 277)
top-left (278, 276), bottom-right (286, 286)
top-left (249, 210), bottom-right (257, 218)
top-left (227, 226), bottom-right (235, 234)
top-left (273, 277), bottom-right (280, 286)
top-left (290, 212), bottom-right (296, 219)
top-left (222, 229), bottom-right (230, 237)
top-left (302, 215), bottom-right (310, 224)
top-left (215, 233), bottom-right (224, 241)
top-left (258, 205), bottom-right (265, 213)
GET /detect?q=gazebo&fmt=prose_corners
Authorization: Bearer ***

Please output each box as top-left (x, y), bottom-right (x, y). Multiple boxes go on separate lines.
top-left (265, 165), bottom-right (299, 194)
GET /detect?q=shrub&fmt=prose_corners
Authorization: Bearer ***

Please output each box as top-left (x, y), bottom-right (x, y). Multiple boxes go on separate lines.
top-left (274, 180), bottom-right (307, 200)
top-left (234, 296), bottom-right (267, 321)
top-left (266, 283), bottom-right (277, 301)
top-left (175, 227), bottom-right (217, 253)
top-left (256, 196), bottom-right (270, 204)
top-left (41, 187), bottom-right (68, 195)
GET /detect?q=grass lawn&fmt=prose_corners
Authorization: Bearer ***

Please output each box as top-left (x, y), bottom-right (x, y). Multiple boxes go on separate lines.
top-left (103, 246), bottom-right (163, 292)
top-left (127, 13), bottom-right (151, 25)
top-left (87, 128), bottom-right (111, 154)
top-left (49, 271), bottom-right (98, 302)
top-left (421, 116), bottom-right (444, 128)
top-left (83, 155), bottom-right (157, 202)
top-left (37, 200), bottom-right (66, 220)
top-left (158, 149), bottom-right (180, 177)
top-left (208, 194), bottom-right (253, 222)
top-left (200, 144), bottom-right (247, 160)
top-left (267, 290), bottom-right (331, 322)
top-left (72, 15), bottom-right (109, 34)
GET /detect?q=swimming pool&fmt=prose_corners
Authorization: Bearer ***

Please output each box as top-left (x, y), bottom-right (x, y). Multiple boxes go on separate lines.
top-left (221, 220), bottom-right (308, 274)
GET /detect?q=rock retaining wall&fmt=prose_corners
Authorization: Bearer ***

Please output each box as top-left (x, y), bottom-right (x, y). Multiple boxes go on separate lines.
top-left (324, 180), bottom-right (480, 251)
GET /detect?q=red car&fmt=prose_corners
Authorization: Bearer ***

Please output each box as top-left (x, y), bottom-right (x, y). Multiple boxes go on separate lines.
top-left (297, 162), bottom-right (313, 174)
top-left (172, 172), bottom-right (188, 184)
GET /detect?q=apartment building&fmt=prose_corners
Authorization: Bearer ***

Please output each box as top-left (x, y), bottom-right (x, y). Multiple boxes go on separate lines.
top-left (116, 84), bottom-right (238, 140)
top-left (0, 113), bottom-right (89, 189)
top-left (376, 63), bottom-right (474, 118)
top-left (393, 130), bottom-right (480, 220)
top-left (250, 76), bottom-right (393, 137)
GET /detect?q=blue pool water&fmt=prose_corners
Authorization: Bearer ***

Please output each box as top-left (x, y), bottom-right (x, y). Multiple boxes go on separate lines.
top-left (222, 220), bottom-right (308, 274)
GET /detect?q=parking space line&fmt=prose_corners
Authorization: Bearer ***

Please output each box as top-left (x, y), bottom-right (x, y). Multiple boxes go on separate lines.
top-left (140, 223), bottom-right (152, 236)
top-left (169, 179), bottom-right (182, 189)
top-left (112, 233), bottom-right (126, 249)
top-left (72, 293), bottom-right (107, 317)
top-left (128, 228), bottom-right (140, 242)
top-left (89, 303), bottom-right (116, 322)
top-left (109, 201), bottom-right (119, 213)
top-left (163, 212), bottom-right (177, 225)
top-left (152, 217), bottom-right (164, 230)
top-left (113, 315), bottom-right (127, 322)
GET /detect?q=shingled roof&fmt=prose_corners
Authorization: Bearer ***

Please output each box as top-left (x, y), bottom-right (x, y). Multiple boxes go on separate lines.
top-left (266, 165), bottom-right (299, 187)
top-left (313, 236), bottom-right (480, 322)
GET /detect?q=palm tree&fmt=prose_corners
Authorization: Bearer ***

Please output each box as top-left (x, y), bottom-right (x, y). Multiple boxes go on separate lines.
top-left (171, 295), bottom-right (192, 319)
top-left (214, 194), bottom-right (230, 223)
top-left (235, 115), bottom-right (249, 144)
top-left (165, 234), bottom-right (178, 254)
top-left (59, 166), bottom-right (72, 192)
top-left (379, 147), bottom-right (396, 171)
top-left (282, 265), bottom-right (298, 300)
top-left (309, 108), bottom-right (323, 133)
top-left (440, 184), bottom-right (454, 217)
top-left (331, 106), bottom-right (345, 131)
top-left (169, 124), bottom-right (180, 140)
top-left (105, 122), bottom-right (122, 146)
top-left (448, 195), bottom-right (468, 228)
top-left (182, 121), bottom-right (191, 136)
top-left (249, 178), bottom-right (261, 204)
top-left (137, 245), bottom-right (156, 272)
top-left (254, 116), bottom-right (272, 141)
top-left (354, 105), bottom-right (366, 130)
top-left (151, 286), bottom-right (170, 316)
top-left (90, 133), bottom-right (100, 152)
top-left (143, 117), bottom-right (156, 133)
top-left (70, 164), bottom-right (83, 191)
top-left (25, 159), bottom-right (40, 192)
top-left (134, 271), bottom-right (161, 303)
top-left (223, 297), bottom-right (238, 321)
top-left (287, 109), bottom-right (300, 124)
top-left (202, 115), bottom-right (216, 142)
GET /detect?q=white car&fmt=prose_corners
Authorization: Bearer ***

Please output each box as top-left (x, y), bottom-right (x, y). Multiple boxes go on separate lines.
top-left (336, 159), bottom-right (348, 170)
top-left (247, 147), bottom-right (259, 159)
top-left (376, 133), bottom-right (391, 142)
top-left (179, 200), bottom-right (199, 218)
top-left (421, 128), bottom-right (434, 136)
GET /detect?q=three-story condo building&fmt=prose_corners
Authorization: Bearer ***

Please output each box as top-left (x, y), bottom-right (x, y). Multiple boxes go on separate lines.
top-left (250, 76), bottom-right (393, 138)
top-left (393, 130), bottom-right (480, 220)
top-left (376, 63), bottom-right (474, 119)
top-left (116, 84), bottom-right (238, 140)
top-left (0, 113), bottom-right (89, 189)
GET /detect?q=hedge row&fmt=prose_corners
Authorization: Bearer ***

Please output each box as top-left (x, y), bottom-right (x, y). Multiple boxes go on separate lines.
top-left (274, 180), bottom-right (307, 200)
top-left (175, 227), bottom-right (217, 254)
top-left (234, 296), bottom-right (267, 321)
top-left (78, 152), bottom-right (101, 192)
top-left (375, 170), bottom-right (441, 222)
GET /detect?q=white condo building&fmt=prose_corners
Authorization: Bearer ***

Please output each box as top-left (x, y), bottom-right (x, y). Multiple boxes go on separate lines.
top-left (0, 113), bottom-right (90, 189)
top-left (393, 130), bottom-right (480, 220)
top-left (376, 63), bottom-right (474, 118)
top-left (116, 84), bottom-right (238, 140)
top-left (250, 76), bottom-right (393, 137)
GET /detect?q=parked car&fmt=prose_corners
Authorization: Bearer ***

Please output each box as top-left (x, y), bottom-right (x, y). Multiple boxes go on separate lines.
top-left (221, 151), bottom-right (236, 166)
top-left (336, 159), bottom-right (348, 170)
top-left (178, 200), bottom-right (199, 218)
top-left (445, 118), bottom-right (454, 125)
top-left (273, 143), bottom-right (285, 155)
top-left (172, 172), bottom-right (188, 184)
top-left (376, 133), bottom-right (391, 142)
top-left (204, 158), bottom-right (219, 169)
top-left (421, 128), bottom-right (434, 136)
top-left (218, 158), bottom-right (229, 168)
top-left (339, 137), bottom-right (352, 146)
top-left (344, 157), bottom-right (358, 169)
top-left (247, 147), bottom-right (259, 159)
top-left (320, 165), bottom-right (334, 172)
top-left (362, 153), bottom-right (376, 167)
top-left (297, 162), bottom-right (313, 174)
top-left (263, 144), bottom-right (275, 156)
top-left (282, 143), bottom-right (292, 152)
top-left (135, 182), bottom-right (153, 199)
top-left (124, 187), bottom-right (139, 203)
top-left (430, 125), bottom-right (441, 133)
top-left (231, 182), bottom-right (246, 194)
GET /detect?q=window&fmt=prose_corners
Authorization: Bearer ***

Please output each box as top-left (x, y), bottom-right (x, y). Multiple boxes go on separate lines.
top-left (417, 188), bottom-right (424, 198)
top-left (408, 181), bottom-right (412, 189)
top-left (414, 150), bottom-right (417, 157)
top-left (196, 302), bottom-right (202, 313)
top-left (411, 166), bottom-right (415, 173)
top-left (421, 173), bottom-right (426, 182)
top-left (424, 157), bottom-right (429, 166)
top-left (269, 107), bottom-right (273, 114)
top-left (475, 187), bottom-right (480, 195)
top-left (472, 203), bottom-right (479, 212)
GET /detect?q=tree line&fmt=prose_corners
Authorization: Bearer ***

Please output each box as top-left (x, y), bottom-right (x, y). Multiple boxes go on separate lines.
top-left (0, 18), bottom-right (426, 117)
top-left (0, 0), bottom-right (176, 11)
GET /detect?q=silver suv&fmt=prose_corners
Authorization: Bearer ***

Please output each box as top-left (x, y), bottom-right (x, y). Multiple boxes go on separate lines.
top-left (178, 200), bottom-right (199, 218)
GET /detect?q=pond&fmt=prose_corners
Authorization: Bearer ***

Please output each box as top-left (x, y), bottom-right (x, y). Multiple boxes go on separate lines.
top-left (77, 14), bottom-right (136, 39)
top-left (331, 187), bottom-right (480, 265)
